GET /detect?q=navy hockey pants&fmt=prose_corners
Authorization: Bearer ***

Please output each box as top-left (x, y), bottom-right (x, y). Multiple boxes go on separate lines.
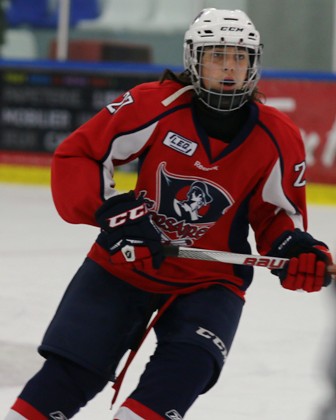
top-left (19, 258), bottom-right (244, 418)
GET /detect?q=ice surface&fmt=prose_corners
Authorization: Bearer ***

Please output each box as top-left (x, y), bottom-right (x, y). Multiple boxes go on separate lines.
top-left (1, 183), bottom-right (335, 419)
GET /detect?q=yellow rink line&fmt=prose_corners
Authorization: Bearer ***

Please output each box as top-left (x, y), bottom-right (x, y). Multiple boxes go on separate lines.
top-left (0, 164), bottom-right (137, 191)
top-left (306, 183), bottom-right (336, 206)
top-left (1, 164), bottom-right (336, 206)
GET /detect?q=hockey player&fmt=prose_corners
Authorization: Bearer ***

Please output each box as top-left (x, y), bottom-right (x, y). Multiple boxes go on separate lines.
top-left (5, 8), bottom-right (334, 420)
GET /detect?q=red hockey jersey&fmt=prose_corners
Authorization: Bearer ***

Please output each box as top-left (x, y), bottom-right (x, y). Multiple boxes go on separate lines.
top-left (51, 79), bottom-right (307, 298)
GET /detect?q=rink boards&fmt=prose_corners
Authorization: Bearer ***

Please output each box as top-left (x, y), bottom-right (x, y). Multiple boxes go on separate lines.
top-left (0, 61), bottom-right (335, 205)
top-left (1, 163), bottom-right (336, 206)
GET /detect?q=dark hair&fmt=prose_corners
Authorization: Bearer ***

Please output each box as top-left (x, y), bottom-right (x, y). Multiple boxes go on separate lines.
top-left (159, 68), bottom-right (265, 104)
top-left (159, 68), bottom-right (191, 85)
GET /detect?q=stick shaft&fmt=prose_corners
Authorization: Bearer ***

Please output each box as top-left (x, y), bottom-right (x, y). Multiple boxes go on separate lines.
top-left (164, 246), bottom-right (336, 274)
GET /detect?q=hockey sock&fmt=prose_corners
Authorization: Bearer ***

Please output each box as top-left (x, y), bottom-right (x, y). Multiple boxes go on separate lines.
top-left (114, 398), bottom-right (165, 419)
top-left (5, 399), bottom-right (47, 419)
top-left (14, 354), bottom-right (108, 418)
top-left (121, 342), bottom-right (217, 418)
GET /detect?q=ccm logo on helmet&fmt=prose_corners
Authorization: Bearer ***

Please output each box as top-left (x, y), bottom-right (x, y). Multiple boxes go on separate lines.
top-left (221, 26), bottom-right (244, 32)
top-left (107, 204), bottom-right (147, 228)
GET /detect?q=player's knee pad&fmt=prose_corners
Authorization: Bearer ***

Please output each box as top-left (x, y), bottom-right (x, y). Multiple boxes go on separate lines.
top-left (127, 342), bottom-right (219, 418)
top-left (155, 341), bottom-right (222, 392)
top-left (19, 354), bottom-right (108, 417)
top-left (173, 341), bottom-right (221, 393)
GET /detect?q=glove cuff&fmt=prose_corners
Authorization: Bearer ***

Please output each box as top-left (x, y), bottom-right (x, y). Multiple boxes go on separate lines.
top-left (269, 229), bottom-right (332, 289)
top-left (268, 229), bottom-right (329, 260)
top-left (95, 191), bottom-right (136, 221)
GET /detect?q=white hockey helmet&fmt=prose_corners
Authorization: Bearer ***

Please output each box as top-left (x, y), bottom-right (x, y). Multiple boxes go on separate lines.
top-left (184, 8), bottom-right (263, 112)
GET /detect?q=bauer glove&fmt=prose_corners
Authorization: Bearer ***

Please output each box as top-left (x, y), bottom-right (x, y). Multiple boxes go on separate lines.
top-left (95, 191), bottom-right (165, 269)
top-left (268, 229), bottom-right (332, 292)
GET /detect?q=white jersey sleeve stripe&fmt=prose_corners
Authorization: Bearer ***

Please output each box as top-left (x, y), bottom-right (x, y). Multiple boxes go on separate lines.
top-left (102, 121), bottom-right (158, 200)
top-left (262, 159), bottom-right (304, 229)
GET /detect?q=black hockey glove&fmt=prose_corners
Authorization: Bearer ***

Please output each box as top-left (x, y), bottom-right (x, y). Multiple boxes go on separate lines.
top-left (95, 191), bottom-right (165, 270)
top-left (268, 228), bottom-right (332, 292)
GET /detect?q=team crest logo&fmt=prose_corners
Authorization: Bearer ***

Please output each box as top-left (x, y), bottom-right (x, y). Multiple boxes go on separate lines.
top-left (140, 163), bottom-right (234, 246)
top-left (173, 180), bottom-right (213, 222)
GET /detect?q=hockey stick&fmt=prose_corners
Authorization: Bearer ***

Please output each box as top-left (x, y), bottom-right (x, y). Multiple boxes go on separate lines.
top-left (164, 245), bottom-right (336, 274)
